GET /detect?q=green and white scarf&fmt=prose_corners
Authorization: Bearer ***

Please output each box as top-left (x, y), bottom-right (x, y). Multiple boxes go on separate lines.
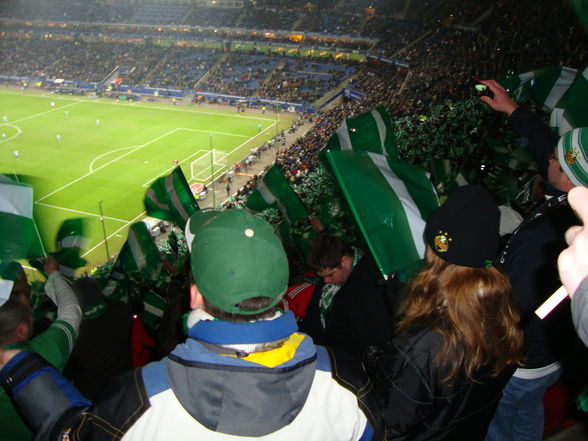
top-left (319, 247), bottom-right (362, 329)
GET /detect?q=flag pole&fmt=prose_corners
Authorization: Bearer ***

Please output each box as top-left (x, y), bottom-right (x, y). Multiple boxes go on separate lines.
top-left (210, 135), bottom-right (216, 208)
top-left (98, 200), bottom-right (111, 261)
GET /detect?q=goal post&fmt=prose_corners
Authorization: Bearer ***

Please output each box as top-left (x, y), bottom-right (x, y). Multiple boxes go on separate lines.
top-left (190, 149), bottom-right (227, 181)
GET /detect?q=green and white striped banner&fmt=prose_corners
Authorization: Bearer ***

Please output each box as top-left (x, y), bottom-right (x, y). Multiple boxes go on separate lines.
top-left (503, 65), bottom-right (588, 135)
top-left (144, 167), bottom-right (199, 229)
top-left (324, 150), bottom-right (439, 275)
top-left (0, 175), bottom-right (35, 260)
top-left (325, 105), bottom-right (398, 158)
top-left (246, 165), bottom-right (309, 223)
top-left (141, 290), bottom-right (168, 331)
top-left (53, 218), bottom-right (88, 278)
top-left (124, 222), bottom-right (163, 273)
top-left (0, 260), bottom-right (22, 306)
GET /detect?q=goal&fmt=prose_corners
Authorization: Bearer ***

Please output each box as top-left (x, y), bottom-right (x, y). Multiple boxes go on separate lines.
top-left (190, 150), bottom-right (227, 181)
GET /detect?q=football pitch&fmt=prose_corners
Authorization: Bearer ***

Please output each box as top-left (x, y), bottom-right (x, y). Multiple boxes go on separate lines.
top-left (0, 89), bottom-right (295, 271)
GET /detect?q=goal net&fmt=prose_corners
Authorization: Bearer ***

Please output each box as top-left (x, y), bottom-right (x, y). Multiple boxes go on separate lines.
top-left (190, 149), bottom-right (227, 181)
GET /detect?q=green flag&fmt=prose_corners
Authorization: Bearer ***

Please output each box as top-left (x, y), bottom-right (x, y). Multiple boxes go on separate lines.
top-left (501, 65), bottom-right (588, 134)
top-left (324, 150), bottom-right (439, 276)
top-left (53, 218), bottom-right (88, 278)
top-left (0, 175), bottom-right (36, 260)
top-left (141, 290), bottom-right (168, 331)
top-left (246, 165), bottom-right (309, 223)
top-left (0, 260), bottom-right (22, 306)
top-left (144, 167), bottom-right (199, 229)
top-left (123, 222), bottom-right (163, 274)
top-left (325, 105), bottom-right (398, 158)
top-left (102, 252), bottom-right (129, 302)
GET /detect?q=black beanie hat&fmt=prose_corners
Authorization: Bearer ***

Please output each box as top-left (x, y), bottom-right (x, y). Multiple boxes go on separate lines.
top-left (424, 185), bottom-right (500, 268)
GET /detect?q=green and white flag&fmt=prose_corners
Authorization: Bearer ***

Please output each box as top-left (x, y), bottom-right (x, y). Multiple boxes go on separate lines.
top-left (123, 222), bottom-right (163, 274)
top-left (53, 218), bottom-right (88, 278)
top-left (324, 150), bottom-right (439, 276)
top-left (141, 290), bottom-right (168, 331)
top-left (246, 165), bottom-right (309, 223)
top-left (144, 167), bottom-right (199, 229)
top-left (501, 65), bottom-right (588, 135)
top-left (0, 175), bottom-right (35, 260)
top-left (0, 260), bottom-right (22, 306)
top-left (325, 105), bottom-right (398, 158)
top-left (102, 253), bottom-right (129, 302)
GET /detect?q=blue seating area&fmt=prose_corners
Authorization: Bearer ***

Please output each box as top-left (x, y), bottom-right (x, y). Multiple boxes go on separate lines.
top-left (148, 48), bottom-right (222, 90)
top-left (132, 4), bottom-right (189, 24)
top-left (198, 54), bottom-right (281, 96)
top-left (184, 7), bottom-right (242, 28)
top-left (239, 7), bottom-right (298, 31)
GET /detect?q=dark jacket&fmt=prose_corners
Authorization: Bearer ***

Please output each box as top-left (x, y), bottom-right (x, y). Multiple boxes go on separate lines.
top-left (374, 324), bottom-right (515, 441)
top-left (503, 105), bottom-right (576, 368)
top-left (300, 252), bottom-right (394, 358)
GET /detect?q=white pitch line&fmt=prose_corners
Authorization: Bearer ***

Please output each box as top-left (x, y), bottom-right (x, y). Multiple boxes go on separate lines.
top-left (178, 127), bottom-right (250, 138)
top-left (89, 145), bottom-right (140, 173)
top-left (36, 128), bottom-right (182, 203)
top-left (0, 90), bottom-right (278, 122)
top-left (2, 100), bottom-right (82, 126)
top-left (82, 210), bottom-right (147, 258)
top-left (35, 202), bottom-right (128, 223)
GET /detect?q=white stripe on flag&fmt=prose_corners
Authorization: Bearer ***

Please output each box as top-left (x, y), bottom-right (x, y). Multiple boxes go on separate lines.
top-left (545, 67), bottom-right (577, 110)
top-left (368, 152), bottom-right (427, 258)
top-left (0, 280), bottom-right (14, 306)
top-left (127, 229), bottom-right (147, 269)
top-left (58, 235), bottom-right (86, 249)
top-left (144, 302), bottom-right (165, 316)
top-left (370, 109), bottom-right (388, 156)
top-left (165, 174), bottom-right (190, 223)
top-left (0, 183), bottom-right (33, 218)
top-left (145, 188), bottom-right (168, 211)
top-left (258, 181), bottom-right (278, 204)
top-left (336, 119), bottom-right (353, 151)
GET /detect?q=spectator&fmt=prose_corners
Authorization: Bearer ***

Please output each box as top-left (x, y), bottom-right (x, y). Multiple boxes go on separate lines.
top-left (558, 185), bottom-right (588, 347)
top-left (0, 256), bottom-right (82, 441)
top-left (0, 210), bottom-right (385, 441)
top-left (301, 234), bottom-right (395, 358)
top-left (481, 79), bottom-right (582, 441)
top-left (63, 277), bottom-right (133, 399)
top-left (372, 185), bottom-right (524, 440)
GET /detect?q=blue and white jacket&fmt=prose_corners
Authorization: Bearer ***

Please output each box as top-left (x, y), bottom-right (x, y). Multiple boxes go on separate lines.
top-left (1, 312), bottom-right (385, 441)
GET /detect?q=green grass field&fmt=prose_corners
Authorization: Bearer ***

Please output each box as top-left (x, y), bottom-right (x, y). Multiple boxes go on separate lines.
top-left (0, 88), bottom-right (294, 271)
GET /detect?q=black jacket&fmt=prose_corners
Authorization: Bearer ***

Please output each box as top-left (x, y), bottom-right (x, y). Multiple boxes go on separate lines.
top-left (503, 105), bottom-right (576, 368)
top-left (300, 252), bottom-right (395, 358)
top-left (373, 325), bottom-right (514, 441)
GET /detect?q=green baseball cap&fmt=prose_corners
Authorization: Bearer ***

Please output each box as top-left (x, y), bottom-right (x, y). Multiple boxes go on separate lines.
top-left (557, 127), bottom-right (588, 187)
top-left (185, 209), bottom-right (289, 315)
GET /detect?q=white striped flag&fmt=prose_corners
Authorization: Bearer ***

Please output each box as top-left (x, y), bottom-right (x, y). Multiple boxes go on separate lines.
top-left (323, 149), bottom-right (439, 276)
top-left (102, 253), bottom-right (129, 302)
top-left (53, 218), bottom-right (88, 278)
top-left (123, 222), bottom-right (163, 274)
top-left (0, 175), bottom-right (35, 260)
top-left (141, 290), bottom-right (167, 331)
top-left (246, 165), bottom-right (309, 223)
top-left (325, 105), bottom-right (398, 158)
top-left (0, 260), bottom-right (22, 306)
top-left (144, 167), bottom-right (199, 229)
top-left (502, 65), bottom-right (588, 135)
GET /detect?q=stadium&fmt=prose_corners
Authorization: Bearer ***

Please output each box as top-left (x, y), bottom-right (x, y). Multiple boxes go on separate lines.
top-left (1, 0), bottom-right (588, 440)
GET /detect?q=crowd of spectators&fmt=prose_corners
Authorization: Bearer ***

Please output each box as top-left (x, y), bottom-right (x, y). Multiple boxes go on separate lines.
top-left (1, 1), bottom-right (588, 439)
top-left (197, 54), bottom-right (281, 97)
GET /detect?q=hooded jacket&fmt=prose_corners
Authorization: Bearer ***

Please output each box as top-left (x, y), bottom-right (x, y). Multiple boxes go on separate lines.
top-left (1, 312), bottom-right (385, 441)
